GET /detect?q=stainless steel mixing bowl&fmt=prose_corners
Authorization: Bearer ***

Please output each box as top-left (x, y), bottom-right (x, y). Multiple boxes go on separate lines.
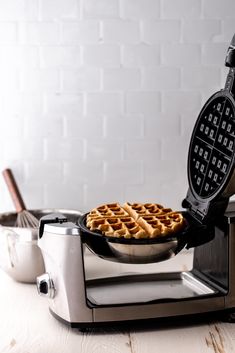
top-left (0, 208), bottom-right (82, 283)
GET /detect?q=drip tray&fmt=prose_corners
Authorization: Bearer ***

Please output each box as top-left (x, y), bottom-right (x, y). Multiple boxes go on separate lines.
top-left (86, 272), bottom-right (217, 306)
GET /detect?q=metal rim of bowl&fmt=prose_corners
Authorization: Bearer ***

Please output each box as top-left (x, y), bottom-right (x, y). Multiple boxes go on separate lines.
top-left (0, 208), bottom-right (83, 230)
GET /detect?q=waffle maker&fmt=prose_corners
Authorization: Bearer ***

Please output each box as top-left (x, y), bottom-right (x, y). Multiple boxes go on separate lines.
top-left (37, 34), bottom-right (235, 328)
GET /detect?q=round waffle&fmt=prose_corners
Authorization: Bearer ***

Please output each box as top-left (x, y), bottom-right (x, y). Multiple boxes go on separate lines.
top-left (86, 203), bottom-right (185, 239)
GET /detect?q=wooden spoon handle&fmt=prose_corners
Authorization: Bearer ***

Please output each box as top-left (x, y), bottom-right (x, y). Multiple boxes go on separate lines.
top-left (2, 168), bottom-right (26, 213)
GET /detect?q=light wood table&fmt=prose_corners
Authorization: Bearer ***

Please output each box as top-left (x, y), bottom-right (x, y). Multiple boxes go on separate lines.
top-left (0, 250), bottom-right (235, 353)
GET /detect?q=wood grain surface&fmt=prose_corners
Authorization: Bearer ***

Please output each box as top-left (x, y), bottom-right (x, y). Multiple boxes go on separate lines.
top-left (0, 251), bottom-right (235, 353)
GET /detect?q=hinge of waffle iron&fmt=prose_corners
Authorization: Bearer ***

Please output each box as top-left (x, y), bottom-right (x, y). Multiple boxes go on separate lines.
top-left (182, 190), bottom-right (229, 225)
top-left (182, 196), bottom-right (205, 224)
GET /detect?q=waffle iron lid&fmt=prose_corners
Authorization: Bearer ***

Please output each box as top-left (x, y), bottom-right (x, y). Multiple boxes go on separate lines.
top-left (182, 34), bottom-right (235, 224)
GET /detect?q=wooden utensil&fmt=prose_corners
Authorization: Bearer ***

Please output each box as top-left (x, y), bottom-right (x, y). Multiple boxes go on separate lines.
top-left (2, 168), bottom-right (39, 228)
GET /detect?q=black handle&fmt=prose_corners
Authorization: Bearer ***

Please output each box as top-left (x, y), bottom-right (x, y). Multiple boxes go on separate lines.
top-left (225, 34), bottom-right (235, 68)
top-left (224, 34), bottom-right (235, 95)
top-left (177, 212), bottom-right (215, 249)
top-left (39, 213), bottom-right (67, 238)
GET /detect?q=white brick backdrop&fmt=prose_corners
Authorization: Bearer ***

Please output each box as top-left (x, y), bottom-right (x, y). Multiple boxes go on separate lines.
top-left (0, 0), bottom-right (234, 213)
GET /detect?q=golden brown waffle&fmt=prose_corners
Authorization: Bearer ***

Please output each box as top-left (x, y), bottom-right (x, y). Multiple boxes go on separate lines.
top-left (123, 202), bottom-right (172, 220)
top-left (87, 203), bottom-right (129, 223)
top-left (138, 212), bottom-right (185, 238)
top-left (86, 202), bottom-right (185, 239)
top-left (87, 216), bottom-right (147, 239)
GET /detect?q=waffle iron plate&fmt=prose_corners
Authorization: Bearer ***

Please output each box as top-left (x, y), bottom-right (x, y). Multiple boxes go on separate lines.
top-left (188, 90), bottom-right (235, 200)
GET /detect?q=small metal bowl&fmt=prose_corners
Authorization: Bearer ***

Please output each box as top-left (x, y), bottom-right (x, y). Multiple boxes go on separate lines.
top-left (0, 209), bottom-right (82, 283)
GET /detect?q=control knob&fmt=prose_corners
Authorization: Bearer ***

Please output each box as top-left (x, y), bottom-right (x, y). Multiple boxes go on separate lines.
top-left (37, 273), bottom-right (55, 298)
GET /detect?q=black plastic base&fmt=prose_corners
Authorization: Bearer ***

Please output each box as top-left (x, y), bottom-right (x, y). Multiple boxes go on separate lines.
top-left (220, 311), bottom-right (235, 323)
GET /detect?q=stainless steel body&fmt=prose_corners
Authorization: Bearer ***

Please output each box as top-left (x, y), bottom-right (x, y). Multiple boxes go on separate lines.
top-left (37, 205), bottom-right (235, 328)
top-left (37, 34), bottom-right (235, 327)
top-left (0, 209), bottom-right (82, 283)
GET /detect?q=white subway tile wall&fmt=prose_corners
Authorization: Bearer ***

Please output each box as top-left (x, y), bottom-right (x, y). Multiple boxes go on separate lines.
top-left (0, 0), bottom-right (234, 213)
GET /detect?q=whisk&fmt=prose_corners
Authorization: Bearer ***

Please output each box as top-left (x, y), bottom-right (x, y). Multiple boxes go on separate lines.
top-left (2, 168), bottom-right (39, 228)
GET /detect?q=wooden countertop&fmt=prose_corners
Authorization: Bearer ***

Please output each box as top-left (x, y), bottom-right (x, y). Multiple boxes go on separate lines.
top-left (0, 250), bottom-right (235, 353)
